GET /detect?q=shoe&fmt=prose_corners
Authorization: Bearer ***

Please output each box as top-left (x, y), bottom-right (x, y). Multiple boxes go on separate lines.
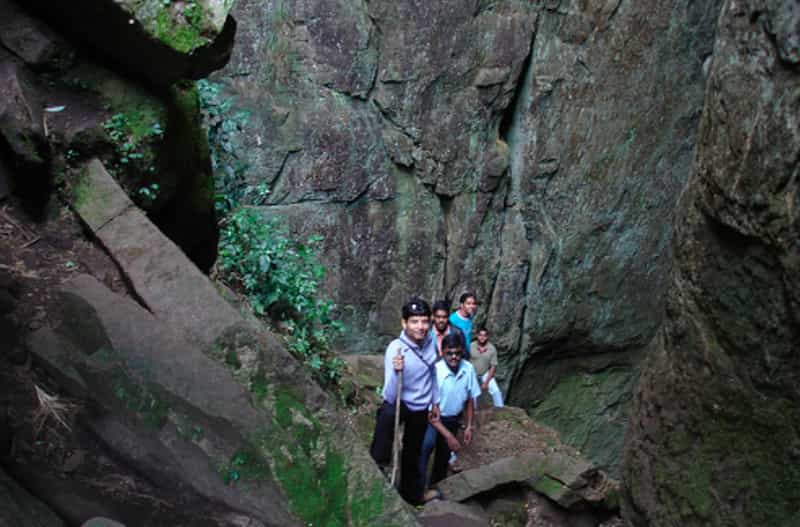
top-left (448, 460), bottom-right (464, 474)
top-left (423, 488), bottom-right (444, 502)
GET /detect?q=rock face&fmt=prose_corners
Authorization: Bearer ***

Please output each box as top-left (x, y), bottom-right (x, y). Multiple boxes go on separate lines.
top-left (211, 0), bottom-right (722, 475)
top-left (0, 0), bottom-right (219, 267)
top-left (621, 0), bottom-right (800, 525)
top-left (0, 467), bottom-right (64, 527)
top-left (19, 0), bottom-right (236, 87)
top-left (27, 160), bottom-right (418, 526)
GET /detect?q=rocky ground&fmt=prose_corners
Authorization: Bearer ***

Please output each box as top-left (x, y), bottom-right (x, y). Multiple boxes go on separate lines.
top-left (1, 190), bottom-right (622, 526)
top-left (0, 195), bottom-right (223, 525)
top-left (342, 355), bottom-right (621, 526)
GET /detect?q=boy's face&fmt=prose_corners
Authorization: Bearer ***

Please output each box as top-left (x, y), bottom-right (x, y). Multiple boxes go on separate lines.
top-left (402, 315), bottom-right (431, 343)
top-left (443, 346), bottom-right (463, 371)
top-left (477, 330), bottom-right (489, 345)
top-left (432, 309), bottom-right (449, 332)
top-left (462, 296), bottom-right (477, 316)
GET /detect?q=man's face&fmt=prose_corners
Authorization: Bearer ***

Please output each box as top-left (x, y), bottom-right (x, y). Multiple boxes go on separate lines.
top-left (402, 315), bottom-right (431, 343)
top-left (462, 296), bottom-right (478, 317)
top-left (477, 330), bottom-right (489, 346)
top-left (432, 309), bottom-right (449, 332)
top-left (443, 346), bottom-right (463, 371)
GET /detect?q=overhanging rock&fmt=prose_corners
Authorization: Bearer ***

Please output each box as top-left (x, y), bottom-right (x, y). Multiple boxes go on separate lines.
top-left (21, 0), bottom-right (236, 86)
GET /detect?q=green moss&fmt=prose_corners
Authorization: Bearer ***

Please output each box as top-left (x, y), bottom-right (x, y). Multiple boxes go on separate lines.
top-left (260, 388), bottom-right (356, 526)
top-left (531, 474), bottom-right (565, 497)
top-left (152, 9), bottom-right (206, 53)
top-left (71, 168), bottom-right (91, 210)
top-left (221, 447), bottom-right (273, 485)
top-left (225, 349), bottom-right (241, 368)
top-left (655, 397), bottom-right (800, 525)
top-left (350, 480), bottom-right (385, 526)
top-left (526, 362), bottom-right (636, 477)
top-left (113, 381), bottom-right (169, 428)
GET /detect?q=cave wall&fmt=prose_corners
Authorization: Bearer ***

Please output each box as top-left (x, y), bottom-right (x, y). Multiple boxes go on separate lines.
top-left (622, 0), bottom-right (800, 524)
top-left (213, 0), bottom-right (723, 476)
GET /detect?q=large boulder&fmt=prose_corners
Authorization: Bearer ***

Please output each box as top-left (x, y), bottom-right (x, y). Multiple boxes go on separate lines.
top-left (621, 0), bottom-right (800, 525)
top-left (20, 0), bottom-right (236, 87)
top-left (0, 49), bottom-right (47, 167)
top-left (56, 164), bottom-right (419, 525)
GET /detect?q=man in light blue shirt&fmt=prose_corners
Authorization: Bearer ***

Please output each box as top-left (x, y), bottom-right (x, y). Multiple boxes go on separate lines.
top-left (370, 298), bottom-right (440, 506)
top-left (419, 332), bottom-right (481, 497)
top-left (448, 292), bottom-right (477, 359)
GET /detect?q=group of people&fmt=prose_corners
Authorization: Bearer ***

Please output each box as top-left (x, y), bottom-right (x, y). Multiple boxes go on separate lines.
top-left (369, 293), bottom-right (505, 505)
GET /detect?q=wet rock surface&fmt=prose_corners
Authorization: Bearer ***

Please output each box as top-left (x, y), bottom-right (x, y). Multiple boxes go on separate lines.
top-left (622, 0), bottom-right (800, 525)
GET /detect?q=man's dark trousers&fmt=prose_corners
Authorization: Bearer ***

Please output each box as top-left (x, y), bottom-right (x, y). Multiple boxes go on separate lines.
top-left (430, 416), bottom-right (460, 485)
top-left (370, 400), bottom-right (429, 505)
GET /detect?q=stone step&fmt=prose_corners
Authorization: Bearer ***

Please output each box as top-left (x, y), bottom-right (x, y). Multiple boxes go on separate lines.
top-left (72, 159), bottom-right (242, 352)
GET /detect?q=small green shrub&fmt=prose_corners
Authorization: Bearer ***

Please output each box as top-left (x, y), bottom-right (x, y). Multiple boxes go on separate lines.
top-left (197, 80), bottom-right (255, 218)
top-left (217, 208), bottom-right (344, 385)
top-left (201, 80), bottom-right (345, 387)
top-left (102, 112), bottom-right (164, 201)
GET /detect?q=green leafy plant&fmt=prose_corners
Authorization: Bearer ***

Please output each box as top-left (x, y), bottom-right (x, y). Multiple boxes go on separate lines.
top-left (102, 112), bottom-right (164, 177)
top-left (197, 80), bottom-right (253, 218)
top-left (217, 207), bottom-right (344, 385)
top-left (136, 183), bottom-right (160, 208)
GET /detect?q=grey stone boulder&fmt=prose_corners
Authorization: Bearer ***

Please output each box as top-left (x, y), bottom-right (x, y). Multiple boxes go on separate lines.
top-left (0, 49), bottom-right (46, 167)
top-left (437, 449), bottom-right (616, 511)
top-left (0, 0), bottom-right (67, 66)
top-left (22, 0), bottom-right (236, 86)
top-left (28, 274), bottom-right (294, 526)
top-left (0, 466), bottom-right (64, 527)
top-left (71, 159), bottom-right (240, 352)
top-left (419, 500), bottom-right (489, 527)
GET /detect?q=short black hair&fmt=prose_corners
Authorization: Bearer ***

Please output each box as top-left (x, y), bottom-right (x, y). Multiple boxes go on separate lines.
top-left (402, 297), bottom-right (431, 319)
top-left (459, 291), bottom-right (477, 304)
top-left (477, 326), bottom-right (489, 334)
top-left (441, 332), bottom-right (464, 351)
top-left (432, 300), bottom-right (450, 314)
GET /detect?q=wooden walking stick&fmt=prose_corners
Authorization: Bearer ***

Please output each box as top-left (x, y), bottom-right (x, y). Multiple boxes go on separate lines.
top-left (390, 350), bottom-right (403, 488)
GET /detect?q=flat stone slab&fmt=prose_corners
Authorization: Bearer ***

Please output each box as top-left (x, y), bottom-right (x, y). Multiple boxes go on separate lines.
top-left (72, 159), bottom-right (242, 351)
top-left (343, 353), bottom-right (384, 388)
top-left (419, 500), bottom-right (488, 527)
top-left (437, 449), bottom-right (613, 510)
top-left (27, 274), bottom-right (294, 526)
top-left (72, 159), bottom-right (134, 232)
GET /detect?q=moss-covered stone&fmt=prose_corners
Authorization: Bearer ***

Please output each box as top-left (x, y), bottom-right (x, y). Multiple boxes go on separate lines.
top-left (512, 351), bottom-right (638, 478)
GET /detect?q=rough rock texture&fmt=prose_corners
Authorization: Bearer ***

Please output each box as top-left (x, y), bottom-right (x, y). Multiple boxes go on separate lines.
top-left (621, 0), bottom-right (800, 525)
top-left (0, 2), bottom-right (219, 267)
top-left (0, 48), bottom-right (47, 168)
top-left (501, 0), bottom-right (723, 478)
top-left (59, 163), bottom-right (419, 526)
top-left (0, 467), bottom-right (64, 527)
top-left (19, 0), bottom-right (236, 86)
top-left (212, 0), bottom-right (723, 475)
top-left (436, 449), bottom-right (613, 509)
top-left (419, 500), bottom-right (488, 527)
